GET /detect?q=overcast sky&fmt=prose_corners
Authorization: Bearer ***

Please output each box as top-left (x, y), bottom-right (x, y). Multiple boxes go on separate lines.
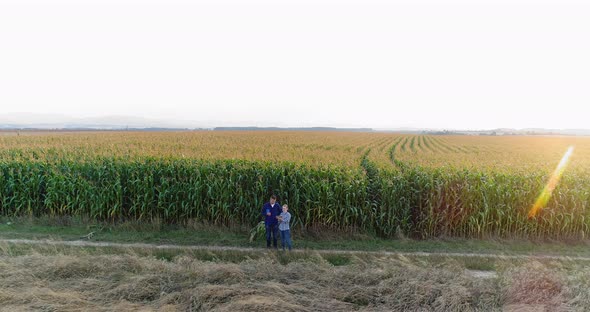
top-left (1, 0), bottom-right (589, 129)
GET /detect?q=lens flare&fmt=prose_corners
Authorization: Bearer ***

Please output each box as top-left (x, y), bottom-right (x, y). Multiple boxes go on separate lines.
top-left (528, 146), bottom-right (574, 218)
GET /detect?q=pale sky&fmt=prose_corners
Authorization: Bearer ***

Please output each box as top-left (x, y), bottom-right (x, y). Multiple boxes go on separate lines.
top-left (1, 0), bottom-right (589, 130)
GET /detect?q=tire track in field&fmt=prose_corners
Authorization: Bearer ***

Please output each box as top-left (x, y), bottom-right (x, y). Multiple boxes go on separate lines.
top-left (356, 136), bottom-right (380, 155)
top-left (417, 135), bottom-right (433, 153)
top-left (439, 138), bottom-right (474, 154)
top-left (376, 137), bottom-right (392, 153)
top-left (413, 136), bottom-right (421, 153)
top-left (436, 137), bottom-right (461, 153)
top-left (387, 136), bottom-right (404, 164)
top-left (359, 137), bottom-right (393, 165)
top-left (409, 136), bottom-right (417, 152)
top-left (430, 137), bottom-right (455, 153)
top-left (450, 141), bottom-right (471, 153)
top-left (421, 136), bottom-right (436, 153)
top-left (418, 136), bottom-right (429, 153)
top-left (2, 238), bottom-right (590, 262)
top-left (426, 136), bottom-right (445, 153)
top-left (363, 137), bottom-right (390, 161)
top-left (399, 136), bottom-right (410, 152)
top-left (388, 136), bottom-right (406, 162)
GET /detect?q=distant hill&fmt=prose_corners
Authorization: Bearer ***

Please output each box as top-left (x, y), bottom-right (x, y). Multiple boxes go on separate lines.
top-left (0, 113), bottom-right (200, 130)
top-left (420, 128), bottom-right (590, 136)
top-left (213, 127), bottom-right (373, 132)
top-left (2, 113), bottom-right (590, 135)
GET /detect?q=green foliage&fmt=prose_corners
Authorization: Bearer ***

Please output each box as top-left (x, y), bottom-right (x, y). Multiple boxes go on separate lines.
top-left (0, 134), bottom-right (589, 240)
top-left (323, 254), bottom-right (352, 266)
top-left (249, 221), bottom-right (266, 243)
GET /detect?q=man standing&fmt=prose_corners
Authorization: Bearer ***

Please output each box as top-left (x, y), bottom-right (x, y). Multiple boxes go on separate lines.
top-left (261, 195), bottom-right (281, 249)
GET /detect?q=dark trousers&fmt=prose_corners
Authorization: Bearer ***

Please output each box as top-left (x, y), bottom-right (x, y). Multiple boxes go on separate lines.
top-left (280, 229), bottom-right (292, 251)
top-left (265, 223), bottom-right (279, 248)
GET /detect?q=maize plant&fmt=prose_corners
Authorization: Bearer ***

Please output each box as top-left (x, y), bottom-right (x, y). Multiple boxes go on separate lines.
top-left (0, 131), bottom-right (589, 239)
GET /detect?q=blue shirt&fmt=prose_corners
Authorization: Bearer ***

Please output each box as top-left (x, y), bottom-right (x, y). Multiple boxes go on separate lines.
top-left (279, 212), bottom-right (291, 231)
top-left (261, 202), bottom-right (281, 225)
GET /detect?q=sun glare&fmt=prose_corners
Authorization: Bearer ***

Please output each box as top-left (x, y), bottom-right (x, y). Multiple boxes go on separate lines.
top-left (528, 146), bottom-right (575, 218)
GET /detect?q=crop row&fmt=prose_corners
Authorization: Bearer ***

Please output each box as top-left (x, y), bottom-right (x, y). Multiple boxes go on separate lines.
top-left (1, 157), bottom-right (589, 238)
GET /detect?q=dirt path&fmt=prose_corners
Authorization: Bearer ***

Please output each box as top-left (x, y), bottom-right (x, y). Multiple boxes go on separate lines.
top-left (2, 238), bottom-right (590, 262)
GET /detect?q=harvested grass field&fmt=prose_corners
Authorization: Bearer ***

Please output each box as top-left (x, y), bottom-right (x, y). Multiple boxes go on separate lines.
top-left (1, 242), bottom-right (589, 311)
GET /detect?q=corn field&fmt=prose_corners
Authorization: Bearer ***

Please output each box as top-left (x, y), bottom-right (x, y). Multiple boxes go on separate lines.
top-left (1, 131), bottom-right (590, 239)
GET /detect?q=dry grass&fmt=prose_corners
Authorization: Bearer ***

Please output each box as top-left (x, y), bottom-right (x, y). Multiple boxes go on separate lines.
top-left (1, 243), bottom-right (589, 311)
top-left (504, 261), bottom-right (565, 307)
